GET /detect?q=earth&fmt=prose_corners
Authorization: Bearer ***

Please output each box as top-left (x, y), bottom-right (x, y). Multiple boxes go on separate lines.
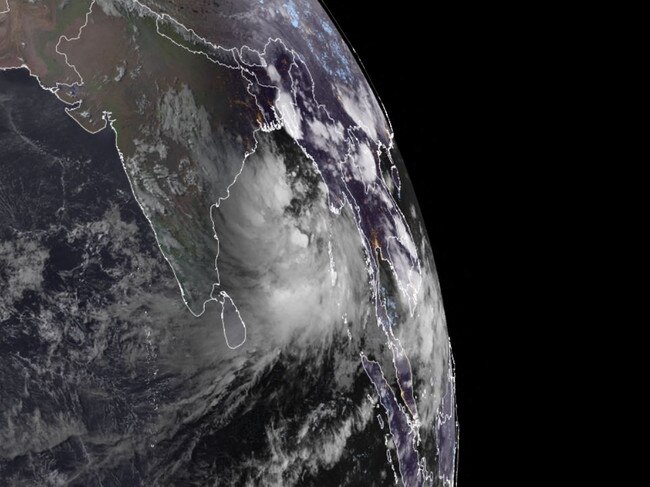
top-left (0, 1), bottom-right (457, 486)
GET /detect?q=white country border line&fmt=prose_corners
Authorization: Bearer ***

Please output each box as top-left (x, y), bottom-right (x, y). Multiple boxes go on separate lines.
top-left (384, 433), bottom-right (401, 484)
top-left (4, 1), bottom-right (431, 474)
top-left (273, 39), bottom-right (425, 425)
top-left (0, 0), bottom-right (114, 136)
top-left (271, 38), bottom-right (424, 427)
top-left (23, 1), bottom-right (217, 328)
top-left (344, 185), bottom-right (422, 421)
top-left (268, 48), bottom-right (421, 420)
top-left (106, 2), bottom-right (430, 476)
top-left (216, 290), bottom-right (247, 350)
top-left (278, 38), bottom-right (423, 312)
top-left (44, 0), bottom-right (267, 350)
top-left (0, 3), bottom-right (82, 101)
top-left (148, 4), bottom-right (285, 137)
top-left (276, 42), bottom-right (422, 315)
top-left (99, 0), bottom-right (265, 350)
top-left (361, 353), bottom-right (431, 486)
top-left (0, 10), bottom-right (213, 342)
top-left (0, 64), bottom-right (58, 99)
top-left (124, 2), bottom-right (306, 355)
top-left (33, 0), bottom-right (420, 362)
top-left (54, 0), bottom-right (95, 88)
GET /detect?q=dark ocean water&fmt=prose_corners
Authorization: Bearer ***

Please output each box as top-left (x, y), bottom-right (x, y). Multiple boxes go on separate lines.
top-left (0, 67), bottom-right (173, 484)
top-left (0, 69), bottom-right (403, 486)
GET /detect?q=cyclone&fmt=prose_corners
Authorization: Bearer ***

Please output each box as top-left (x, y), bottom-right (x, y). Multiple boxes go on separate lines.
top-left (0, 1), bottom-right (457, 485)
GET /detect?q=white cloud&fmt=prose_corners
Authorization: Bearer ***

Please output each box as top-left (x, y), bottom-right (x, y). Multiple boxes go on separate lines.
top-left (275, 91), bottom-right (303, 139)
top-left (355, 142), bottom-right (378, 186)
top-left (336, 84), bottom-right (380, 141)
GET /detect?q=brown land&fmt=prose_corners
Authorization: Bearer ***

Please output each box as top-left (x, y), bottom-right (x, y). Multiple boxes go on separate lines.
top-left (1, 0), bottom-right (262, 312)
top-left (0, 0), bottom-right (92, 87)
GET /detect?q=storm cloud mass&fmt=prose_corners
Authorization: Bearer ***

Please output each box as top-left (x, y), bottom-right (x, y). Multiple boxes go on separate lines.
top-left (0, 1), bottom-right (456, 485)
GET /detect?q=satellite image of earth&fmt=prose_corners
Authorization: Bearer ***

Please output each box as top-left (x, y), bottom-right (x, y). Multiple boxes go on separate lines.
top-left (0, 1), bottom-right (457, 485)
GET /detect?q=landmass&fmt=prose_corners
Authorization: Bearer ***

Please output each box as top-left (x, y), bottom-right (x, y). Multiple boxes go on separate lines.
top-left (0, 1), bottom-right (456, 484)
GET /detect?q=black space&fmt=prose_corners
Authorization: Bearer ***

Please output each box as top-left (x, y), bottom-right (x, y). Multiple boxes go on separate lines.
top-left (320, 2), bottom-right (549, 484)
